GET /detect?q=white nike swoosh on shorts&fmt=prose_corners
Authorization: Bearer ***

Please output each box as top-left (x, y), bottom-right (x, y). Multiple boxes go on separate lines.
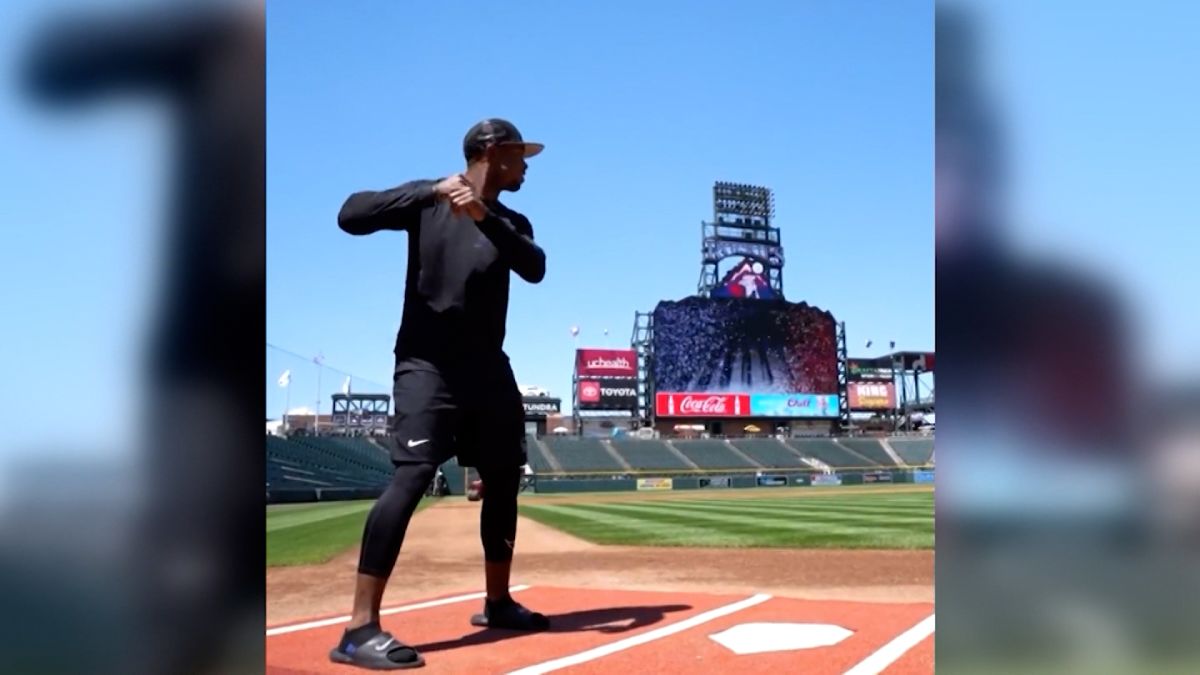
top-left (407, 439), bottom-right (430, 448)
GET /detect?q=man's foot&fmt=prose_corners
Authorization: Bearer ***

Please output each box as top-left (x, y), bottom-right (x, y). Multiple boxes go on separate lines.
top-left (466, 480), bottom-right (484, 502)
top-left (470, 597), bottom-right (550, 631)
top-left (329, 622), bottom-right (424, 670)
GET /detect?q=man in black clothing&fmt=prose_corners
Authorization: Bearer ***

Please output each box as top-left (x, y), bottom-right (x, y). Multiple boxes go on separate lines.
top-left (330, 119), bottom-right (549, 670)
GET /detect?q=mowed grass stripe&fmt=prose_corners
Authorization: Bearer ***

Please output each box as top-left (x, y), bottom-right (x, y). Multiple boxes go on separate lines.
top-left (520, 504), bottom-right (929, 549)
top-left (647, 501), bottom-right (934, 526)
top-left (670, 499), bottom-right (932, 518)
top-left (520, 503), bottom-right (729, 546)
top-left (266, 500), bottom-right (376, 532)
top-left (687, 499), bottom-right (933, 509)
top-left (266, 499), bottom-right (430, 566)
top-left (268, 509), bottom-right (373, 566)
top-left (621, 494), bottom-right (933, 517)
top-left (565, 502), bottom-right (932, 538)
top-left (521, 502), bottom-right (932, 549)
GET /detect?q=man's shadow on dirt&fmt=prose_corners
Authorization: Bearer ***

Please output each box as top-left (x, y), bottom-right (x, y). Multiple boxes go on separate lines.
top-left (411, 604), bottom-right (694, 654)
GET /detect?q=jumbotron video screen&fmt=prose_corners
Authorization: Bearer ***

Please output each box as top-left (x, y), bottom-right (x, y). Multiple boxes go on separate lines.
top-left (652, 297), bottom-right (840, 417)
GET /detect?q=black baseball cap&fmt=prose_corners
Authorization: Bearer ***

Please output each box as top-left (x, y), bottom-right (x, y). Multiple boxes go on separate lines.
top-left (463, 118), bottom-right (544, 161)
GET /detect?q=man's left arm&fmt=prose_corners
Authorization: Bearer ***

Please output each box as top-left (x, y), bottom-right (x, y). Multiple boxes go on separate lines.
top-left (473, 210), bottom-right (546, 284)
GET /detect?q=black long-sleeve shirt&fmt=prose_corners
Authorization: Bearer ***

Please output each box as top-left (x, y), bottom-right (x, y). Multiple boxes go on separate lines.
top-left (338, 179), bottom-right (545, 367)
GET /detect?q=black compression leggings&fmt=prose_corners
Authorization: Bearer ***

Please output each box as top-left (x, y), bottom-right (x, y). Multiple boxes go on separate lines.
top-left (357, 463), bottom-right (522, 578)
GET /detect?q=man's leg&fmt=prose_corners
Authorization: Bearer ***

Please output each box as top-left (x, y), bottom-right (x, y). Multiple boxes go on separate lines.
top-left (477, 464), bottom-right (522, 602)
top-left (329, 461), bottom-right (435, 669)
top-left (469, 463), bottom-right (549, 630)
top-left (349, 461), bottom-right (438, 628)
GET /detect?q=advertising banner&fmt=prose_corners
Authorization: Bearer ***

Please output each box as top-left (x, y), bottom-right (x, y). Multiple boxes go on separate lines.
top-left (863, 471), bottom-right (895, 484)
top-left (522, 397), bottom-right (561, 417)
top-left (847, 382), bottom-right (897, 410)
top-left (636, 477), bottom-right (674, 491)
top-left (651, 297), bottom-right (839, 397)
top-left (656, 392), bottom-right (750, 417)
top-left (756, 475), bottom-right (788, 487)
top-left (847, 359), bottom-right (894, 381)
top-left (699, 477), bottom-right (732, 489)
top-left (913, 469), bottom-right (935, 484)
top-left (811, 473), bottom-right (843, 486)
top-left (749, 394), bottom-right (840, 418)
top-left (578, 378), bottom-right (638, 410)
top-left (576, 348), bottom-right (638, 378)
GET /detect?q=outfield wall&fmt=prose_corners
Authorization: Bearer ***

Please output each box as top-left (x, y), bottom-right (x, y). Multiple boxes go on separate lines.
top-left (265, 468), bottom-right (933, 501)
top-left (531, 467), bottom-right (933, 494)
top-left (266, 486), bottom-right (385, 503)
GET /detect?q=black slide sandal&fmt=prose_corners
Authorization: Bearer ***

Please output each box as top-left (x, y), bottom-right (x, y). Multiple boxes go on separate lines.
top-left (470, 599), bottom-right (550, 631)
top-left (328, 631), bottom-right (425, 670)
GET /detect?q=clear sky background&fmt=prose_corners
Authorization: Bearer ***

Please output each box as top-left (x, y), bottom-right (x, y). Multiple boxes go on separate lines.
top-left (0, 0), bottom-right (1193, 454)
top-left (265, 0), bottom-right (934, 417)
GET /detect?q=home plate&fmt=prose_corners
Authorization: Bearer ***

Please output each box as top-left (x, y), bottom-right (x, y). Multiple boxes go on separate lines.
top-left (709, 622), bottom-right (855, 655)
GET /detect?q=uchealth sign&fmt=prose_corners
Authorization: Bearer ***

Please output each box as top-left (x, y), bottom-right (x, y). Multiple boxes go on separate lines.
top-left (576, 348), bottom-right (638, 378)
top-left (578, 378), bottom-right (638, 410)
top-left (749, 393), bottom-right (840, 418)
top-left (848, 382), bottom-right (897, 410)
top-left (656, 393), bottom-right (750, 417)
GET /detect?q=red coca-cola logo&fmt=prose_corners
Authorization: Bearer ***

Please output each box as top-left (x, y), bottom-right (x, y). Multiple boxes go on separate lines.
top-left (679, 395), bottom-right (730, 414)
top-left (579, 381), bottom-right (600, 403)
top-left (656, 392), bottom-right (749, 417)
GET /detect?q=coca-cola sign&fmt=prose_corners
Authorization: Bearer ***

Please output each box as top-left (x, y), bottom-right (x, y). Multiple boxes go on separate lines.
top-left (655, 392), bottom-right (750, 417)
top-left (578, 378), bottom-right (637, 410)
top-left (576, 348), bottom-right (638, 377)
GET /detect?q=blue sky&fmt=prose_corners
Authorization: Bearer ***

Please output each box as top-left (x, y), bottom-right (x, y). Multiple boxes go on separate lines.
top-left (1, 0), bottom-right (1193, 455)
top-left (266, 0), bottom-right (934, 417)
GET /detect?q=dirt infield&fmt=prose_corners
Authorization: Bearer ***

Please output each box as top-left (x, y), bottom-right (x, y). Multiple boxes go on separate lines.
top-left (266, 498), bottom-right (933, 626)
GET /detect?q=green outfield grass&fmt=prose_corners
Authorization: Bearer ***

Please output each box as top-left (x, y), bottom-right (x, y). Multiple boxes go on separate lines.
top-left (518, 487), bottom-right (933, 549)
top-left (266, 498), bottom-right (430, 566)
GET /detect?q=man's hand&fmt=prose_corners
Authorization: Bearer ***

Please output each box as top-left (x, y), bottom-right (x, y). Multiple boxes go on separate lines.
top-left (433, 174), bottom-right (487, 221)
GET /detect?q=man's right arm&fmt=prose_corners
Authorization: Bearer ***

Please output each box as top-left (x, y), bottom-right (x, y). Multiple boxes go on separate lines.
top-left (337, 180), bottom-right (437, 235)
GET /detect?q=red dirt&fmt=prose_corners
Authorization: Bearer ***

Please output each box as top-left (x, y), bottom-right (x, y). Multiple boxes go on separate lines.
top-left (555, 594), bottom-right (934, 675)
top-left (267, 498), bottom-right (933, 626)
top-left (266, 586), bottom-right (934, 674)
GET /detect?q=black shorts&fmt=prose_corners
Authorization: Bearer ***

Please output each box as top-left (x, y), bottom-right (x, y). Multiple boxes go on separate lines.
top-left (386, 357), bottom-right (527, 470)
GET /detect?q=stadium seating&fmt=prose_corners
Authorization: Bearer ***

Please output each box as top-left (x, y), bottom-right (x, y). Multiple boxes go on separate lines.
top-left (265, 436), bottom-right (392, 489)
top-left (729, 439), bottom-right (809, 468)
top-left (439, 456), bottom-right (467, 495)
top-left (526, 437), bottom-right (558, 473)
top-left (837, 438), bottom-right (901, 467)
top-left (889, 438), bottom-right (935, 466)
top-left (785, 439), bottom-right (880, 469)
top-left (672, 440), bottom-right (755, 469)
top-left (609, 439), bottom-right (693, 471)
top-left (542, 437), bottom-right (626, 473)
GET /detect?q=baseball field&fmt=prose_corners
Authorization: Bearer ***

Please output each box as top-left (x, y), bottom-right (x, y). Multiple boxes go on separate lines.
top-left (266, 484), bottom-right (935, 673)
top-left (266, 484), bottom-right (933, 566)
top-left (518, 486), bottom-right (933, 549)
